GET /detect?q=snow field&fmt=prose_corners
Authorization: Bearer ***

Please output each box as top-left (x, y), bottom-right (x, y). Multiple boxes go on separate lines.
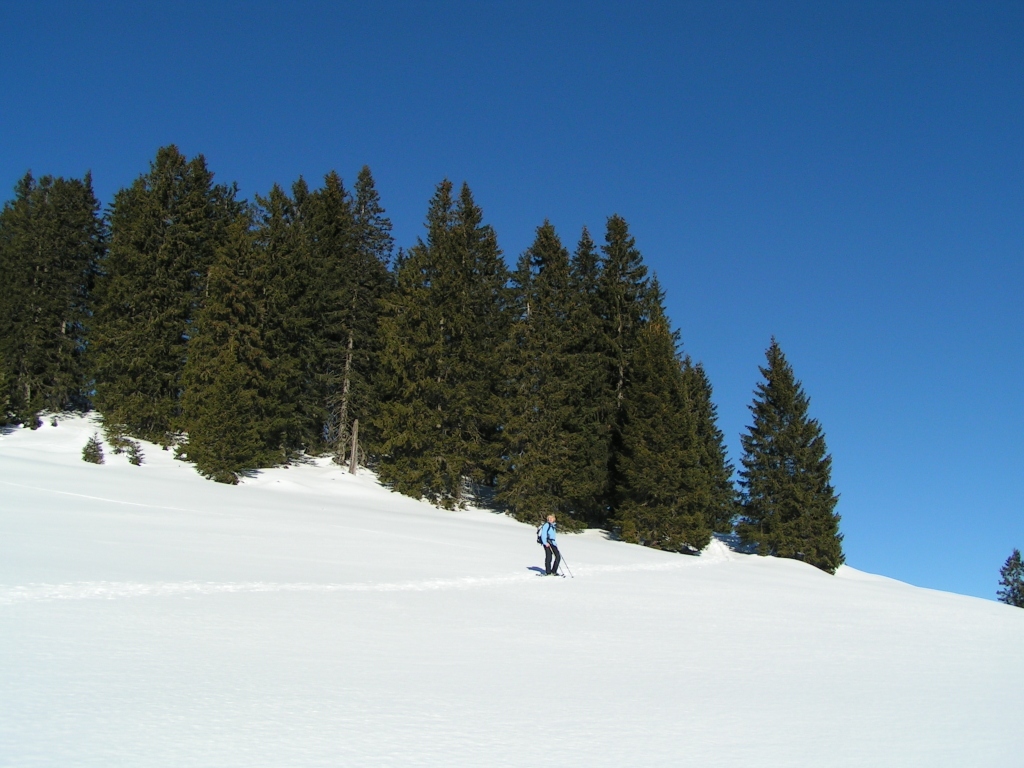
top-left (2, 416), bottom-right (1023, 766)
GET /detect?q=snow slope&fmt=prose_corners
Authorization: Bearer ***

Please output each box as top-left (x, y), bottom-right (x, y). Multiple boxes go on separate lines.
top-left (2, 416), bottom-right (1022, 767)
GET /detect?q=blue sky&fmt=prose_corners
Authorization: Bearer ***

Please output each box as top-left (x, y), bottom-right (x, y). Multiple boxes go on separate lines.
top-left (2, 1), bottom-right (1021, 599)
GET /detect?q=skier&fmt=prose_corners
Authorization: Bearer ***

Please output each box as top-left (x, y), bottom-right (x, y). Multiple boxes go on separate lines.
top-left (539, 513), bottom-right (561, 576)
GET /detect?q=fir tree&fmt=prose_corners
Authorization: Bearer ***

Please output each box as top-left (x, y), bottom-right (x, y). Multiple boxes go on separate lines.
top-left (0, 172), bottom-right (105, 425)
top-left (126, 440), bottom-right (144, 466)
top-left (614, 288), bottom-right (711, 552)
top-left (373, 181), bottom-right (507, 506)
top-left (498, 221), bottom-right (586, 529)
top-left (327, 167), bottom-right (394, 459)
top-left (563, 226), bottom-right (616, 525)
top-left (737, 339), bottom-right (844, 573)
top-left (90, 146), bottom-right (239, 444)
top-left (82, 434), bottom-right (104, 464)
top-left (997, 549), bottom-right (1024, 608)
top-left (178, 213), bottom-right (279, 483)
top-left (293, 172), bottom-right (353, 451)
top-left (0, 350), bottom-right (12, 424)
top-left (683, 359), bottom-right (739, 533)
top-left (249, 183), bottom-right (306, 455)
top-left (596, 215), bottom-right (651, 527)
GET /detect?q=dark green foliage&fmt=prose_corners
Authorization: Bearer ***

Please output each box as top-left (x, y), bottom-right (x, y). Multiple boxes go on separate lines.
top-left (127, 440), bottom-right (144, 466)
top-left (563, 227), bottom-right (616, 525)
top-left (997, 549), bottom-right (1024, 607)
top-left (299, 168), bottom-right (393, 458)
top-left (373, 181), bottom-right (508, 506)
top-left (498, 222), bottom-right (587, 530)
top-left (178, 214), bottom-right (280, 483)
top-left (104, 422), bottom-right (145, 465)
top-left (614, 293), bottom-right (711, 552)
top-left (248, 184), bottom-right (306, 455)
top-left (684, 360), bottom-right (740, 533)
top-left (0, 172), bottom-right (105, 425)
top-left (82, 434), bottom-right (104, 464)
top-left (0, 350), bottom-right (12, 423)
top-left (596, 216), bottom-right (652, 527)
top-left (737, 339), bottom-right (844, 573)
top-left (91, 146), bottom-right (239, 444)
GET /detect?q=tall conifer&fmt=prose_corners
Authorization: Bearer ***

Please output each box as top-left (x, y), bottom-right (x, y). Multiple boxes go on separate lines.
top-left (373, 181), bottom-right (507, 506)
top-left (614, 289), bottom-right (712, 551)
top-left (91, 146), bottom-right (239, 443)
top-left (997, 549), bottom-right (1024, 608)
top-left (684, 359), bottom-right (739, 533)
top-left (179, 213), bottom-right (277, 482)
top-left (0, 172), bottom-right (104, 424)
top-left (334, 167), bottom-right (393, 458)
top-left (564, 227), bottom-right (615, 524)
top-left (737, 339), bottom-right (844, 573)
top-left (498, 222), bottom-right (586, 528)
top-left (595, 215), bottom-right (650, 527)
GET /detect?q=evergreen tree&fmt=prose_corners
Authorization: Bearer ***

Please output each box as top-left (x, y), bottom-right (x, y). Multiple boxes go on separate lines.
top-left (0, 172), bottom-right (104, 425)
top-left (249, 183), bottom-right (306, 455)
top-left (683, 359), bottom-right (739, 533)
top-left (614, 288), bottom-right (711, 552)
top-left (82, 434), bottom-right (104, 464)
top-left (737, 339), bottom-right (844, 573)
top-left (373, 181), bottom-right (507, 506)
top-left (91, 146), bottom-right (239, 443)
top-left (563, 227), bottom-right (616, 525)
top-left (596, 215), bottom-right (651, 527)
top-left (997, 549), bottom-right (1024, 608)
top-left (498, 221), bottom-right (586, 529)
top-left (286, 168), bottom-right (394, 460)
top-left (329, 167), bottom-right (394, 459)
top-left (0, 350), bottom-right (12, 424)
top-left (294, 172), bottom-right (354, 451)
top-left (178, 213), bottom-right (278, 483)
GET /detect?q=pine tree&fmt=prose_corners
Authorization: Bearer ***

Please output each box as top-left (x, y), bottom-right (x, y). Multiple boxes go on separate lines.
top-left (563, 227), bottom-right (615, 525)
top-left (178, 213), bottom-right (277, 483)
top-left (294, 172), bottom-right (354, 451)
top-left (596, 215), bottom-right (651, 527)
top-left (330, 167), bottom-right (394, 459)
top-left (373, 181), bottom-right (507, 506)
top-left (997, 549), bottom-right (1024, 608)
top-left (0, 350), bottom-right (12, 424)
top-left (82, 434), bottom-right (104, 464)
top-left (249, 183), bottom-right (306, 455)
top-left (614, 288), bottom-right (711, 552)
top-left (683, 359), bottom-right (739, 533)
top-left (0, 172), bottom-right (105, 425)
top-left (737, 338), bottom-right (844, 573)
top-left (91, 146), bottom-right (239, 444)
top-left (498, 221), bottom-right (587, 529)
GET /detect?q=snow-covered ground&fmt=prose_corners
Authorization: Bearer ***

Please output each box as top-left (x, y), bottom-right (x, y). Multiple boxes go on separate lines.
top-left (1, 416), bottom-right (1022, 767)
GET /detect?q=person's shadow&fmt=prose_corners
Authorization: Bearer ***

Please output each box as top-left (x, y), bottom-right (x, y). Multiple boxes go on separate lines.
top-left (526, 566), bottom-right (546, 574)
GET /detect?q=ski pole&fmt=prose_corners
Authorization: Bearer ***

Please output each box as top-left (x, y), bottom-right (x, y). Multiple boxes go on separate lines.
top-left (560, 554), bottom-right (574, 579)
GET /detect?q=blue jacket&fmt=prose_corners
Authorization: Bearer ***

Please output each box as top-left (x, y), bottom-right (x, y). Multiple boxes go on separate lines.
top-left (539, 521), bottom-right (557, 547)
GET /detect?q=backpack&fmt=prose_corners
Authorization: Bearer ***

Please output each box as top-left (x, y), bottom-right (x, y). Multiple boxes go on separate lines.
top-left (536, 525), bottom-right (543, 545)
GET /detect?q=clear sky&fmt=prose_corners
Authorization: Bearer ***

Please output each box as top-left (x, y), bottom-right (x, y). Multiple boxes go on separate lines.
top-left (2, 1), bottom-right (1021, 600)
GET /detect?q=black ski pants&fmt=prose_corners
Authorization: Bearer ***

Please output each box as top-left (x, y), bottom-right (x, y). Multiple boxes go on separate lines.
top-left (545, 544), bottom-right (561, 575)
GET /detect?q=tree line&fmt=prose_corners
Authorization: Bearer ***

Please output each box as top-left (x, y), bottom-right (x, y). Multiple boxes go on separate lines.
top-left (0, 145), bottom-right (845, 572)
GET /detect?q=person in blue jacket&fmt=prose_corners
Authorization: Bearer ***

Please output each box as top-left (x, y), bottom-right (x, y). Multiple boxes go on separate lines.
top-left (539, 514), bottom-right (561, 576)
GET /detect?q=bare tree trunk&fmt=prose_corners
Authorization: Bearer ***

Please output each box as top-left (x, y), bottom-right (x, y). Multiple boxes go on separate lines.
top-left (334, 326), bottom-right (355, 464)
top-left (349, 418), bottom-right (359, 474)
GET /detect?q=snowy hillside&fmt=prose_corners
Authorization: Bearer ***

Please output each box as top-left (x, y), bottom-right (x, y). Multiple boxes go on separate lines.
top-left (2, 415), bottom-right (1022, 767)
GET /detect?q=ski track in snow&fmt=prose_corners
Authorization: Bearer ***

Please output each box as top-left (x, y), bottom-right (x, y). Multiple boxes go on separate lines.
top-left (0, 479), bottom-right (208, 515)
top-left (0, 558), bottom-right (728, 606)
